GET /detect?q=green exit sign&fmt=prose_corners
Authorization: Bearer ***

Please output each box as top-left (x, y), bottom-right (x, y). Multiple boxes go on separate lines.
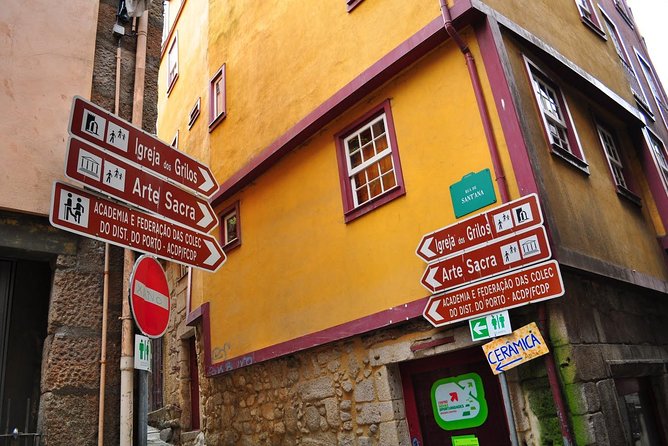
top-left (450, 169), bottom-right (496, 218)
top-left (469, 310), bottom-right (512, 341)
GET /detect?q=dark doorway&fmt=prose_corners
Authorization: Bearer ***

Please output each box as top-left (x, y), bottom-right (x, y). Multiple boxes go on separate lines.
top-left (0, 258), bottom-right (51, 444)
top-left (400, 347), bottom-right (512, 446)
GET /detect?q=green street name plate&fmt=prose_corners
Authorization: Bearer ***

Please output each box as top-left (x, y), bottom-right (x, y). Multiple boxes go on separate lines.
top-left (450, 169), bottom-right (496, 218)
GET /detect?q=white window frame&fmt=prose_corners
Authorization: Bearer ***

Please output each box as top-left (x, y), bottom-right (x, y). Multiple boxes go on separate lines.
top-left (636, 51), bottom-right (668, 127)
top-left (525, 59), bottom-right (588, 171)
top-left (188, 98), bottom-right (201, 129)
top-left (344, 114), bottom-right (398, 208)
top-left (209, 64), bottom-right (226, 130)
top-left (161, 1), bottom-right (170, 44)
top-left (167, 33), bottom-right (179, 94)
top-left (596, 123), bottom-right (627, 189)
top-left (644, 128), bottom-right (668, 193)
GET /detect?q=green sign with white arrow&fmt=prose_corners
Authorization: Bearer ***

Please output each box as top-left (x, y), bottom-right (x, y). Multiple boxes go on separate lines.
top-left (469, 310), bottom-right (511, 342)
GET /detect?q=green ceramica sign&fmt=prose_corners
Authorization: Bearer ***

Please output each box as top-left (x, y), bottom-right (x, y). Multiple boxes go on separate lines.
top-left (431, 372), bottom-right (488, 431)
top-left (450, 169), bottom-right (496, 218)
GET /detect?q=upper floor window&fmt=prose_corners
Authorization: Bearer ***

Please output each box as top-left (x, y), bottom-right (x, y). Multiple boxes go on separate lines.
top-left (167, 34), bottom-right (179, 94)
top-left (161, 1), bottom-right (170, 44)
top-left (188, 98), bottom-right (201, 129)
top-left (219, 202), bottom-right (240, 251)
top-left (346, 0), bottom-right (364, 12)
top-left (527, 62), bottom-right (588, 171)
top-left (334, 100), bottom-right (405, 222)
top-left (575, 0), bottom-right (603, 33)
top-left (645, 130), bottom-right (668, 193)
top-left (636, 52), bottom-right (668, 127)
top-left (613, 0), bottom-right (634, 27)
top-left (209, 64), bottom-right (226, 131)
top-left (170, 130), bottom-right (179, 149)
top-left (601, 11), bottom-right (631, 69)
top-left (595, 122), bottom-right (639, 204)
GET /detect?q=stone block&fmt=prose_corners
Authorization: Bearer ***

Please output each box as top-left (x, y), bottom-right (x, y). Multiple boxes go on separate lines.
top-left (323, 397), bottom-right (340, 428)
top-left (353, 378), bottom-right (375, 403)
top-left (49, 269), bottom-right (103, 330)
top-left (304, 405), bottom-right (321, 432)
top-left (595, 379), bottom-right (626, 444)
top-left (299, 377), bottom-right (335, 402)
top-left (378, 420), bottom-right (410, 446)
top-left (39, 392), bottom-right (98, 446)
top-left (572, 412), bottom-right (610, 446)
top-left (565, 382), bottom-right (600, 415)
top-left (357, 400), bottom-right (403, 425)
top-left (369, 342), bottom-right (413, 367)
top-left (375, 364), bottom-right (403, 401)
top-left (42, 333), bottom-right (101, 391)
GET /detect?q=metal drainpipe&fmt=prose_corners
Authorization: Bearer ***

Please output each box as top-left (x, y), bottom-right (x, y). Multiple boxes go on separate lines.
top-left (438, 2), bottom-right (574, 444)
top-left (538, 303), bottom-right (574, 446)
top-left (439, 0), bottom-right (509, 203)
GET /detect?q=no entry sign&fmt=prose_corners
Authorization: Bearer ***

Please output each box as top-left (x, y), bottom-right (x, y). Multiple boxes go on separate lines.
top-left (130, 255), bottom-right (171, 338)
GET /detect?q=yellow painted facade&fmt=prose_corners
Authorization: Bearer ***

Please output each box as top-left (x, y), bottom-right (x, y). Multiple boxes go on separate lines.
top-left (158, 0), bottom-right (519, 361)
top-left (157, 0), bottom-right (668, 367)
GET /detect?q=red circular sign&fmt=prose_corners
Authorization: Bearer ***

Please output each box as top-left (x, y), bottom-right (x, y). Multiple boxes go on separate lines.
top-left (130, 255), bottom-right (171, 338)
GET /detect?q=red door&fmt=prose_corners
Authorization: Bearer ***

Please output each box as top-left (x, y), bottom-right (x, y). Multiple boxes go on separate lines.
top-left (400, 347), bottom-right (512, 446)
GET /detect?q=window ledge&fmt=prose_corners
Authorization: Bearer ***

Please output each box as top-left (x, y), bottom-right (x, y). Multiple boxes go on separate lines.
top-left (616, 185), bottom-right (642, 207)
top-left (167, 73), bottom-right (179, 96)
top-left (347, 0), bottom-right (364, 12)
top-left (634, 97), bottom-right (655, 121)
top-left (344, 186), bottom-right (405, 223)
top-left (580, 16), bottom-right (606, 39)
top-left (209, 112), bottom-right (226, 132)
top-left (222, 239), bottom-right (240, 253)
top-left (550, 144), bottom-right (590, 174)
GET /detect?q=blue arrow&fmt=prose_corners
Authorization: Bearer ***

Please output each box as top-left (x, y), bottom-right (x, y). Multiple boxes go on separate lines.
top-left (496, 357), bottom-right (523, 373)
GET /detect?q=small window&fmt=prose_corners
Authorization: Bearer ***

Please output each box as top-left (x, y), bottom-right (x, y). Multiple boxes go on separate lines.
top-left (601, 11), bottom-right (631, 68)
top-left (167, 34), bottom-right (179, 94)
top-left (645, 129), bottom-right (668, 193)
top-left (526, 62), bottom-right (588, 170)
top-left (595, 121), bottom-right (639, 203)
top-left (346, 0), bottom-right (364, 12)
top-left (161, 1), bottom-right (170, 44)
top-left (178, 263), bottom-right (189, 280)
top-left (219, 202), bottom-right (240, 251)
top-left (171, 130), bottom-right (178, 149)
top-left (334, 100), bottom-right (406, 222)
top-left (188, 98), bottom-right (201, 129)
top-left (209, 64), bottom-right (226, 131)
top-left (636, 52), bottom-right (668, 127)
top-left (613, 0), bottom-right (634, 27)
top-left (575, 0), bottom-right (604, 33)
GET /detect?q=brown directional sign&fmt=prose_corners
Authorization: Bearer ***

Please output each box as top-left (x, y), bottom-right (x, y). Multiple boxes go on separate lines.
top-left (68, 96), bottom-right (219, 197)
top-left (416, 194), bottom-right (543, 263)
top-left (420, 226), bottom-right (551, 293)
top-left (65, 136), bottom-right (218, 233)
top-left (49, 181), bottom-right (226, 272)
top-left (423, 260), bottom-right (564, 327)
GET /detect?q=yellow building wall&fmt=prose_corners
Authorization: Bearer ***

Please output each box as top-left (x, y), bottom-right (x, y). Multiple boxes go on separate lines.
top-left (207, 0), bottom-right (444, 182)
top-left (157, 0), bottom-right (210, 166)
top-left (483, 0), bottom-right (637, 108)
top-left (202, 30), bottom-right (520, 361)
top-left (502, 34), bottom-right (668, 281)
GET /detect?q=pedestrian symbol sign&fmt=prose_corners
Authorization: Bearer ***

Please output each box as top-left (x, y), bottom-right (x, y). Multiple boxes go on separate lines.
top-left (134, 334), bottom-right (152, 372)
top-left (431, 373), bottom-right (488, 431)
top-left (469, 310), bottom-right (512, 341)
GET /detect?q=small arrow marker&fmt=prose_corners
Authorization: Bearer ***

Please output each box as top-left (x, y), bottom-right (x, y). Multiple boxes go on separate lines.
top-left (473, 321), bottom-right (487, 336)
top-left (197, 202), bottom-right (214, 229)
top-left (424, 267), bottom-right (441, 291)
top-left (426, 300), bottom-right (444, 322)
top-left (199, 167), bottom-right (215, 193)
top-left (203, 240), bottom-right (222, 266)
top-left (419, 237), bottom-right (436, 259)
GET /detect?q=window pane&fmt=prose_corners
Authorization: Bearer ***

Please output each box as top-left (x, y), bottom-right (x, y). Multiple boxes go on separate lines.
top-left (379, 154), bottom-right (393, 173)
top-left (360, 128), bottom-right (372, 146)
top-left (353, 171), bottom-right (366, 188)
top-left (371, 119), bottom-right (385, 138)
top-left (375, 135), bottom-right (388, 153)
top-left (368, 178), bottom-right (382, 198)
top-left (381, 172), bottom-right (396, 190)
top-left (367, 163), bottom-right (380, 180)
top-left (348, 135), bottom-right (360, 152)
top-left (224, 213), bottom-right (238, 244)
top-left (356, 185), bottom-right (369, 205)
top-left (350, 150), bottom-right (362, 169)
top-left (361, 143), bottom-right (375, 162)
